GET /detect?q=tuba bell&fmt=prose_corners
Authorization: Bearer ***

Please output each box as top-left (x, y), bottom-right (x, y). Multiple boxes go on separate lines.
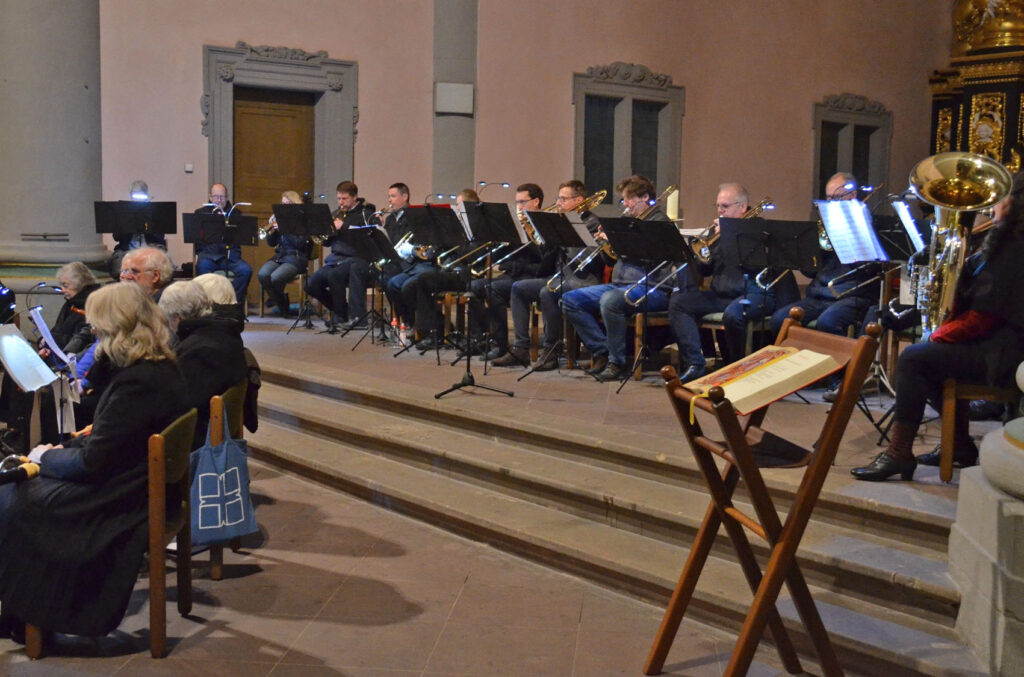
top-left (909, 152), bottom-right (1013, 335)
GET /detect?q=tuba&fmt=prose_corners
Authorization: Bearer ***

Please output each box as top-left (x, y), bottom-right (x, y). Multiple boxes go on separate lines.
top-left (909, 152), bottom-right (1012, 334)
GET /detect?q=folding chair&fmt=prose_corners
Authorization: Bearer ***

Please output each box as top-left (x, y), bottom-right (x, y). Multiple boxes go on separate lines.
top-left (207, 378), bottom-right (248, 581)
top-left (28, 408), bottom-right (199, 659)
top-left (643, 311), bottom-right (880, 676)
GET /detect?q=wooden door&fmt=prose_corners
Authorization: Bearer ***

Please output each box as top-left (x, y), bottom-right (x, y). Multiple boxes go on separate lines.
top-left (233, 86), bottom-right (315, 306)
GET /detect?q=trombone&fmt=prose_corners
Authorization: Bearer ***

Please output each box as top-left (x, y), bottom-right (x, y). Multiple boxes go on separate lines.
top-left (572, 186), bottom-right (676, 277)
top-left (471, 209), bottom-right (542, 278)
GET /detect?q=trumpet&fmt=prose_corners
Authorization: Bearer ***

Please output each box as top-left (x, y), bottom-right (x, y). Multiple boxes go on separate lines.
top-left (691, 196), bottom-right (775, 264)
top-left (258, 214), bottom-right (278, 241)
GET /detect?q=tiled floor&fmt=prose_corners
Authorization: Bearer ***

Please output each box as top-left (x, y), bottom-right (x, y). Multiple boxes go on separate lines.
top-left (0, 462), bottom-right (791, 676)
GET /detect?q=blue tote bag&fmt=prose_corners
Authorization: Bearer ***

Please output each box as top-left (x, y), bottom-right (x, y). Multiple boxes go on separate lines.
top-left (189, 412), bottom-right (258, 546)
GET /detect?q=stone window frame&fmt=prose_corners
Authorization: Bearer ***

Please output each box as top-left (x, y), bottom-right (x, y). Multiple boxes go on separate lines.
top-left (812, 93), bottom-right (892, 200)
top-left (202, 42), bottom-right (358, 198)
top-left (572, 62), bottom-right (685, 198)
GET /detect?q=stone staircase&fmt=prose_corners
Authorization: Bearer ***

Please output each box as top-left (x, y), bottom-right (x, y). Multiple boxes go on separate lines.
top-left (247, 355), bottom-right (985, 676)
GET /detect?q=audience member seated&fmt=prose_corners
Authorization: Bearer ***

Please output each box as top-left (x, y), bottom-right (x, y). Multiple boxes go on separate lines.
top-left (159, 281), bottom-right (247, 447)
top-left (0, 282), bottom-right (188, 643)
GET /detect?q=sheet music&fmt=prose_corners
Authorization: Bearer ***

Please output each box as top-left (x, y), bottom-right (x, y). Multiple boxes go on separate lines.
top-left (507, 203), bottom-right (528, 244)
top-left (29, 306), bottom-right (76, 379)
top-left (891, 200), bottom-right (926, 251)
top-left (0, 325), bottom-right (57, 392)
top-left (564, 211), bottom-right (596, 246)
top-left (814, 199), bottom-right (889, 264)
top-left (454, 203), bottom-right (473, 240)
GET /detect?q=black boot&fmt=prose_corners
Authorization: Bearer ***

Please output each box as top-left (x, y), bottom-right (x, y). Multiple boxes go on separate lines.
top-left (852, 421), bottom-right (917, 481)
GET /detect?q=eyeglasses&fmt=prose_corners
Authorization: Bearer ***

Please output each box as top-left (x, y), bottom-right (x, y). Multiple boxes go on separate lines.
top-left (715, 201), bottom-right (739, 210)
top-left (828, 189), bottom-right (857, 200)
top-left (120, 267), bottom-right (153, 279)
top-left (514, 199), bottom-right (532, 206)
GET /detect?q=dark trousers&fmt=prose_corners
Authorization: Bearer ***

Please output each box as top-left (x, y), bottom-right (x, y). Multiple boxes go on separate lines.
top-left (403, 269), bottom-right (466, 337)
top-left (304, 256), bottom-right (370, 321)
top-left (893, 340), bottom-right (986, 437)
top-left (257, 260), bottom-right (301, 310)
top-left (669, 287), bottom-right (784, 369)
top-left (469, 276), bottom-right (515, 349)
top-left (509, 278), bottom-right (580, 352)
top-left (386, 261), bottom-right (437, 328)
top-left (770, 296), bottom-right (874, 337)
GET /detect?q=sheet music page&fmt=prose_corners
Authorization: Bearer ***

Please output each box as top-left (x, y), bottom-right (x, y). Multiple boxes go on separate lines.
top-left (815, 199), bottom-right (888, 264)
top-left (0, 325), bottom-right (57, 392)
top-left (29, 306), bottom-right (73, 369)
top-left (506, 203), bottom-right (528, 244)
top-left (564, 211), bottom-right (595, 245)
top-left (892, 201), bottom-right (926, 251)
top-left (455, 203), bottom-right (473, 240)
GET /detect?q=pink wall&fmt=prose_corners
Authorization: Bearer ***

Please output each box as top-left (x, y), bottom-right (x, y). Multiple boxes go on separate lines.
top-left (475, 0), bottom-right (951, 226)
top-left (99, 0), bottom-right (435, 265)
top-left (98, 1), bottom-right (951, 264)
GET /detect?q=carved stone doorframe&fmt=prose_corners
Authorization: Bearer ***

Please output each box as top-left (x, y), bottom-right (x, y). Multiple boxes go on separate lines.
top-left (202, 42), bottom-right (358, 198)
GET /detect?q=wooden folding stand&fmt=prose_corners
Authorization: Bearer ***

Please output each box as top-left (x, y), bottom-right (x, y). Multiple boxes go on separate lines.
top-left (644, 311), bottom-right (880, 677)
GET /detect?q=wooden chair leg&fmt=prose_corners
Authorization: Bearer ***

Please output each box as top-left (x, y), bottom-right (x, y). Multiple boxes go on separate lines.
top-left (941, 379), bottom-right (957, 483)
top-left (210, 545), bottom-right (224, 581)
top-left (178, 522), bottom-right (193, 617)
top-left (25, 623), bottom-right (43, 659)
top-left (150, 531), bottom-right (167, 657)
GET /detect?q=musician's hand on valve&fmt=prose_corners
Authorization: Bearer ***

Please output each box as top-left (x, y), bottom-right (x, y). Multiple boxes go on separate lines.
top-left (333, 217), bottom-right (344, 231)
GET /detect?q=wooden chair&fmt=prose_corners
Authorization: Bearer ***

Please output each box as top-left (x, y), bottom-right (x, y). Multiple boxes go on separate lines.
top-left (207, 378), bottom-right (248, 581)
top-left (939, 379), bottom-right (1019, 483)
top-left (28, 408), bottom-right (200, 659)
top-left (643, 312), bottom-right (880, 676)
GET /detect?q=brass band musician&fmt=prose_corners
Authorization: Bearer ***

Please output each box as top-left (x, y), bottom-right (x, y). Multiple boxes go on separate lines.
top-left (257, 190), bottom-right (313, 318)
top-left (562, 175), bottom-right (672, 382)
top-left (667, 182), bottom-right (800, 382)
top-left (303, 181), bottom-right (377, 330)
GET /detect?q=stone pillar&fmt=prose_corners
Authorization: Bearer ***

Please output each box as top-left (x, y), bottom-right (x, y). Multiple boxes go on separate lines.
top-left (432, 0), bottom-right (477, 196)
top-left (0, 0), bottom-right (109, 270)
top-left (948, 420), bottom-right (1024, 676)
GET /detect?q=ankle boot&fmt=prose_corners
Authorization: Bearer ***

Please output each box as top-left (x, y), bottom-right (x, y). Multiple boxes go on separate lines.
top-left (851, 421), bottom-right (918, 482)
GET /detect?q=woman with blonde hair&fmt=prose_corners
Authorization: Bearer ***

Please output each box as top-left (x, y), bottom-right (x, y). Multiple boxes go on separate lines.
top-left (257, 189), bottom-right (312, 317)
top-left (0, 282), bottom-right (188, 641)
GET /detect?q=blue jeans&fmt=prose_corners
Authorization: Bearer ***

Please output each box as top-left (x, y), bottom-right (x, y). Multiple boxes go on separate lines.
top-left (562, 283), bottom-right (669, 366)
top-left (196, 256), bottom-right (252, 303)
top-left (257, 260), bottom-right (301, 310)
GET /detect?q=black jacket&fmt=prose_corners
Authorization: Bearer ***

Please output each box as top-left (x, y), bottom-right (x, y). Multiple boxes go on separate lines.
top-left (50, 283), bottom-right (101, 353)
top-left (325, 198), bottom-right (377, 262)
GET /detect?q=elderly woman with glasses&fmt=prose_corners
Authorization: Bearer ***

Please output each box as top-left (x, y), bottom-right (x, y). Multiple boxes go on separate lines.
top-left (0, 282), bottom-right (188, 642)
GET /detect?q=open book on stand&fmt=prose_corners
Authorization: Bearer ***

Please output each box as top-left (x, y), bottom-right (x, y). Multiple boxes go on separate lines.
top-left (683, 345), bottom-right (842, 415)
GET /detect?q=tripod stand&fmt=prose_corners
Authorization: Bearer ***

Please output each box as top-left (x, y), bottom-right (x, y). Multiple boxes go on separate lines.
top-left (435, 290), bottom-right (513, 399)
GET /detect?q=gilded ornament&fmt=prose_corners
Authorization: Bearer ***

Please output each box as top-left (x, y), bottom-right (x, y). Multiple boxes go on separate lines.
top-left (1007, 148), bottom-right (1022, 172)
top-left (936, 108), bottom-right (954, 152)
top-left (969, 93), bottom-right (1007, 159)
top-left (964, 0), bottom-right (1024, 51)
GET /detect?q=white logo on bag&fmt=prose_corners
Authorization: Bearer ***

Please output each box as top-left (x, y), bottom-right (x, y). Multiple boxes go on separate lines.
top-left (196, 466), bottom-right (246, 529)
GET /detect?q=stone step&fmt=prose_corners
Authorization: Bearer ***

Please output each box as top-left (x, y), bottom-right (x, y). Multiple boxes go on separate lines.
top-left (247, 418), bottom-right (984, 677)
top-left (257, 379), bottom-right (959, 626)
top-left (261, 365), bottom-right (956, 556)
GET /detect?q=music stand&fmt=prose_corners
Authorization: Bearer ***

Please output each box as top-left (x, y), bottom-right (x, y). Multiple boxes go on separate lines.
top-left (337, 226), bottom-right (395, 347)
top-left (266, 203), bottom-right (333, 334)
top-left (435, 202), bottom-right (515, 400)
top-left (392, 206), bottom-right (469, 357)
top-left (0, 325), bottom-right (59, 452)
top-left (600, 217), bottom-right (692, 390)
top-left (95, 200), bottom-right (177, 241)
top-left (183, 211), bottom-right (259, 270)
top-left (26, 307), bottom-right (78, 440)
top-left (515, 210), bottom-right (594, 381)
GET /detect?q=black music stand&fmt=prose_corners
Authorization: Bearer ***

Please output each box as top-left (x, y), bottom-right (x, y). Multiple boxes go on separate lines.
top-left (435, 202), bottom-right (515, 400)
top-left (266, 204), bottom-right (333, 334)
top-left (516, 210), bottom-right (594, 381)
top-left (392, 206), bottom-right (468, 358)
top-left (95, 200), bottom-right (177, 242)
top-left (338, 226), bottom-right (395, 347)
top-left (601, 217), bottom-right (692, 391)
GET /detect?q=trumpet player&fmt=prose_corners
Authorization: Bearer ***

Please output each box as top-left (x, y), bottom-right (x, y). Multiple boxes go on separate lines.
top-left (381, 183), bottom-right (438, 333)
top-left (562, 175), bottom-right (672, 382)
top-left (769, 173), bottom-right (879, 398)
top-left (497, 180), bottom-right (603, 369)
top-left (257, 190), bottom-right (312, 318)
top-left (304, 181), bottom-right (377, 330)
top-left (667, 182), bottom-right (799, 381)
top-left (470, 183), bottom-right (557, 363)
top-left (194, 183), bottom-right (254, 304)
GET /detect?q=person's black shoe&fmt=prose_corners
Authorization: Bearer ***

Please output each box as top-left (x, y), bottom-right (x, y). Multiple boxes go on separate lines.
top-left (595, 362), bottom-right (624, 383)
top-left (344, 319), bottom-right (368, 330)
top-left (851, 452), bottom-right (916, 481)
top-left (416, 337), bottom-right (441, 352)
top-left (679, 363), bottom-right (707, 383)
top-left (916, 439), bottom-right (979, 468)
top-left (968, 399), bottom-right (1006, 421)
top-left (585, 355), bottom-right (609, 376)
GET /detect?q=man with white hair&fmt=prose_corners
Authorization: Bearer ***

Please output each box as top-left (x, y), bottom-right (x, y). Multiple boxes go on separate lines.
top-left (119, 247), bottom-right (174, 300)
